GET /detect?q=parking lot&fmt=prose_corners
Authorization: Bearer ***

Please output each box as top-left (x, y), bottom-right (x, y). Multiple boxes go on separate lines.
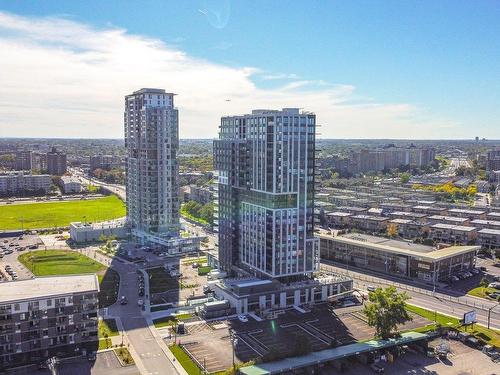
top-left (166, 303), bottom-right (432, 373)
top-left (325, 339), bottom-right (500, 375)
top-left (0, 235), bottom-right (41, 281)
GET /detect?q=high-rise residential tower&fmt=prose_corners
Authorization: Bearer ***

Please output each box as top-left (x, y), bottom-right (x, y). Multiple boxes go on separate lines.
top-left (124, 88), bottom-right (180, 242)
top-left (214, 108), bottom-right (319, 281)
top-left (46, 147), bottom-right (67, 175)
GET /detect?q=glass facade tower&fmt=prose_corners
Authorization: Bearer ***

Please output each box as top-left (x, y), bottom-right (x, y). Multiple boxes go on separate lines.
top-left (214, 108), bottom-right (319, 281)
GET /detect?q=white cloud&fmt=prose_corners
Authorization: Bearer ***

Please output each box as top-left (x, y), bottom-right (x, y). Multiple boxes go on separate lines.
top-left (0, 11), bottom-right (461, 139)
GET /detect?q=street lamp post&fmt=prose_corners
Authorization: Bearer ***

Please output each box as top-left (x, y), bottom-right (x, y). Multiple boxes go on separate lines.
top-left (229, 329), bottom-right (238, 372)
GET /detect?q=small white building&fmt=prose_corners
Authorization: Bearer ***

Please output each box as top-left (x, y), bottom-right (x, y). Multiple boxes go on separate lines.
top-left (60, 176), bottom-right (82, 193)
top-left (69, 219), bottom-right (127, 242)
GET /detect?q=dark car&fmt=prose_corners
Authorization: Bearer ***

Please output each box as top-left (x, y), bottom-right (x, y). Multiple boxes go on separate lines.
top-left (370, 363), bottom-right (385, 374)
top-left (138, 288), bottom-right (145, 297)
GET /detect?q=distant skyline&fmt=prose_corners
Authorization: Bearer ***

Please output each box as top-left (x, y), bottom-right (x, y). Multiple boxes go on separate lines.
top-left (0, 1), bottom-right (499, 139)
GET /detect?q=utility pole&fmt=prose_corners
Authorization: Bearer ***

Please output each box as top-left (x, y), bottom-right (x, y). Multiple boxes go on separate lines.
top-left (487, 303), bottom-right (499, 329)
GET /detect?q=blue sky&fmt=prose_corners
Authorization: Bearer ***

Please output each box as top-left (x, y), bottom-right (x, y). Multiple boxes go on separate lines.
top-left (0, 0), bottom-right (499, 139)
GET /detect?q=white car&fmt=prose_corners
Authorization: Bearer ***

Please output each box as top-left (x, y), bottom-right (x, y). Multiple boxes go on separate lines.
top-left (137, 299), bottom-right (144, 307)
top-left (367, 285), bottom-right (377, 292)
top-left (238, 315), bottom-right (248, 323)
top-left (488, 282), bottom-right (500, 290)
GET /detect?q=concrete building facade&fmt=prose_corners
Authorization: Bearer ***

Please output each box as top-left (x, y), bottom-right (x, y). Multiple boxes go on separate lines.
top-left (0, 174), bottom-right (51, 196)
top-left (46, 147), bottom-right (67, 176)
top-left (0, 275), bottom-right (99, 369)
top-left (124, 88), bottom-right (180, 241)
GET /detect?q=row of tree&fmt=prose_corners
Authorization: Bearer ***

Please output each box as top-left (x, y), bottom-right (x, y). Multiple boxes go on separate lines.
top-left (181, 200), bottom-right (214, 225)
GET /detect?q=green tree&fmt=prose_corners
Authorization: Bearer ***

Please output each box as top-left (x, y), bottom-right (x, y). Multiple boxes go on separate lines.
top-left (363, 286), bottom-right (412, 339)
top-left (400, 173), bottom-right (410, 184)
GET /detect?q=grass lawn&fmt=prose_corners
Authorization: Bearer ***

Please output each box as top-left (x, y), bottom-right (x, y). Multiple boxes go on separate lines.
top-left (169, 344), bottom-right (200, 375)
top-left (147, 267), bottom-right (179, 294)
top-left (468, 286), bottom-right (499, 300)
top-left (198, 266), bottom-right (212, 276)
top-left (407, 304), bottom-right (500, 347)
top-left (153, 313), bottom-right (194, 328)
top-left (182, 256), bottom-right (207, 265)
top-left (0, 195), bottom-right (125, 230)
top-left (98, 318), bottom-right (119, 339)
top-left (98, 338), bottom-right (112, 351)
top-left (19, 250), bottom-right (119, 307)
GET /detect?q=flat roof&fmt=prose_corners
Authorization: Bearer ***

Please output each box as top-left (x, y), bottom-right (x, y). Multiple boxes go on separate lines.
top-left (479, 228), bottom-right (500, 235)
top-left (389, 219), bottom-right (415, 224)
top-left (389, 211), bottom-right (428, 218)
top-left (448, 208), bottom-right (486, 215)
top-left (471, 219), bottom-right (500, 227)
top-left (239, 332), bottom-right (427, 375)
top-left (352, 215), bottom-right (389, 222)
top-left (235, 279), bottom-right (273, 288)
top-left (428, 215), bottom-right (469, 223)
top-left (327, 211), bottom-right (352, 217)
top-left (0, 275), bottom-right (99, 304)
top-left (319, 233), bottom-right (479, 261)
top-left (431, 223), bottom-right (477, 232)
top-left (413, 205), bottom-right (447, 211)
top-left (336, 206), bottom-right (367, 212)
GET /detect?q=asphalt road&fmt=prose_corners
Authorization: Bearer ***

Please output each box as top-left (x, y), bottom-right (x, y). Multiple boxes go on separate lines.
top-left (102, 250), bottom-right (180, 375)
top-left (321, 262), bottom-right (500, 330)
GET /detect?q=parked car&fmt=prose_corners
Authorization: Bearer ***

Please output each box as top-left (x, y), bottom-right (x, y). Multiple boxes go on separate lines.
top-left (488, 282), bottom-right (500, 290)
top-left (367, 285), bottom-right (377, 292)
top-left (238, 315), bottom-right (248, 323)
top-left (370, 363), bottom-right (385, 374)
top-left (137, 299), bottom-right (144, 307)
top-left (470, 268), bottom-right (480, 275)
top-left (450, 275), bottom-right (459, 282)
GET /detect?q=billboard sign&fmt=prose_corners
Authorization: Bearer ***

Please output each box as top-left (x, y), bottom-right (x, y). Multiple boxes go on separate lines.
top-left (463, 310), bottom-right (477, 325)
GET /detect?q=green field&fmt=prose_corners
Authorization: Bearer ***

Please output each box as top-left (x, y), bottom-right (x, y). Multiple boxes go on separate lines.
top-left (468, 286), bottom-right (499, 300)
top-left (0, 195), bottom-right (125, 230)
top-left (19, 250), bottom-right (119, 307)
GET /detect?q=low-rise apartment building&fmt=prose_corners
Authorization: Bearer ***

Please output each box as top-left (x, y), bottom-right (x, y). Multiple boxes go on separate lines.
top-left (0, 174), bottom-right (52, 196)
top-left (447, 208), bottom-right (487, 220)
top-left (429, 223), bottom-right (478, 245)
top-left (412, 205), bottom-right (448, 216)
top-left (477, 228), bottom-right (500, 249)
top-left (59, 176), bottom-right (82, 194)
top-left (319, 232), bottom-right (479, 283)
top-left (427, 215), bottom-right (470, 226)
top-left (388, 219), bottom-right (428, 239)
top-left (0, 275), bottom-right (99, 369)
top-left (326, 212), bottom-right (352, 228)
top-left (350, 215), bottom-right (389, 233)
top-left (388, 211), bottom-right (428, 224)
top-left (470, 219), bottom-right (500, 231)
